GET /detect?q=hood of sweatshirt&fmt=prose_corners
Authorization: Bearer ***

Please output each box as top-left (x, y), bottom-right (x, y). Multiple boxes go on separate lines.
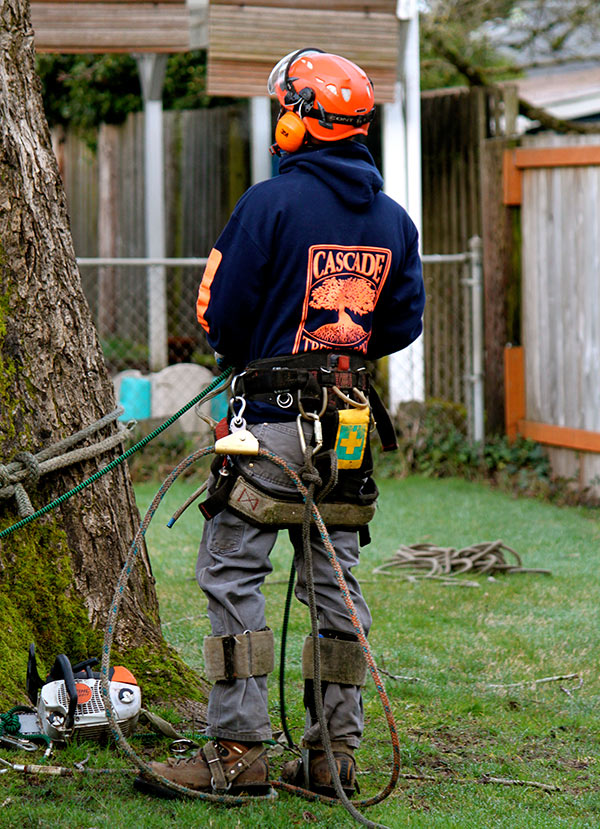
top-left (278, 141), bottom-right (383, 211)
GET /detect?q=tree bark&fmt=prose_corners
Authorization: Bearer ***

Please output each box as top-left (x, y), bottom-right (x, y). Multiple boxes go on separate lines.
top-left (0, 0), bottom-right (191, 704)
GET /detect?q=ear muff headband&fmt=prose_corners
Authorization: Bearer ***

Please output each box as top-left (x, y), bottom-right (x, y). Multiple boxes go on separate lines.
top-left (275, 111), bottom-right (306, 153)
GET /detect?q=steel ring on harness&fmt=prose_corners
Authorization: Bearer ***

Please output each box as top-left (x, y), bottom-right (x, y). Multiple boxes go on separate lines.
top-left (276, 392), bottom-right (294, 409)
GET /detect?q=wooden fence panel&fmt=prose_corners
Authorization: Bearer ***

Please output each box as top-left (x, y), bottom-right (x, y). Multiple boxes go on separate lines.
top-left (421, 88), bottom-right (484, 415)
top-left (519, 134), bottom-right (600, 489)
top-left (57, 103), bottom-right (250, 371)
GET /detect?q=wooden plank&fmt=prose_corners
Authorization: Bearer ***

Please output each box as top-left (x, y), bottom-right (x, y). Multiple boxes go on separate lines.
top-left (207, 5), bottom-right (398, 102)
top-left (36, 0), bottom-right (184, 4)
top-left (503, 148), bottom-right (522, 205)
top-left (504, 345), bottom-right (524, 441)
top-left (514, 145), bottom-right (600, 169)
top-left (518, 420), bottom-right (600, 453)
top-left (210, 0), bottom-right (396, 8)
top-left (31, 2), bottom-right (190, 52)
top-left (482, 139), bottom-right (515, 433)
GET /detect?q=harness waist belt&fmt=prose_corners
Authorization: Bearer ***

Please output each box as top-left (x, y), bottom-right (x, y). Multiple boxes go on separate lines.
top-left (228, 476), bottom-right (376, 528)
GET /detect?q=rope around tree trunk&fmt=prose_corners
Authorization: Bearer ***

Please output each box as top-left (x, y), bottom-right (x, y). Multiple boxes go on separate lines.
top-left (0, 407), bottom-right (136, 517)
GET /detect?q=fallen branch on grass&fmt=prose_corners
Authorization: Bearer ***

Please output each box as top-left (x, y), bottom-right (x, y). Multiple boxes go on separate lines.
top-left (379, 667), bottom-right (422, 683)
top-left (480, 774), bottom-right (560, 792)
top-left (487, 673), bottom-right (580, 690)
top-left (393, 771), bottom-right (560, 792)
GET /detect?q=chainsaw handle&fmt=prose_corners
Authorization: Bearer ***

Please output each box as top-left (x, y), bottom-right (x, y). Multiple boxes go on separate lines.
top-left (52, 654), bottom-right (78, 730)
top-left (71, 657), bottom-right (99, 678)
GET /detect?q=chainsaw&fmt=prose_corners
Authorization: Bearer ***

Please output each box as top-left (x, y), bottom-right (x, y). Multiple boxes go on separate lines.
top-left (24, 643), bottom-right (142, 742)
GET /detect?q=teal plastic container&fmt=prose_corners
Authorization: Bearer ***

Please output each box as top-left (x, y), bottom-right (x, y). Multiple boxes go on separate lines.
top-left (118, 376), bottom-right (152, 421)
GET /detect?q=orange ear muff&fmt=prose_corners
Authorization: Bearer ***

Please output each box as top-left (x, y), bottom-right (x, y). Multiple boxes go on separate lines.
top-left (275, 111), bottom-right (306, 153)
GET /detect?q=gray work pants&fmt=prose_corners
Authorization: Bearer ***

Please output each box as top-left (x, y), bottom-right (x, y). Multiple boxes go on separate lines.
top-left (196, 420), bottom-right (372, 748)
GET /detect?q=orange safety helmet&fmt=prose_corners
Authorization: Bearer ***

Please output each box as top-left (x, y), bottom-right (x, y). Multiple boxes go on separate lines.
top-left (267, 48), bottom-right (375, 153)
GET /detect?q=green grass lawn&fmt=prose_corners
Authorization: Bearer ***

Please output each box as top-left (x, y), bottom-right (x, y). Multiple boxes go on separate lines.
top-left (2, 476), bottom-right (599, 828)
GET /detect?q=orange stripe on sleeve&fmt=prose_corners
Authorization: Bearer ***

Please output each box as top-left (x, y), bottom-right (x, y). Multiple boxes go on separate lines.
top-left (196, 247), bottom-right (223, 332)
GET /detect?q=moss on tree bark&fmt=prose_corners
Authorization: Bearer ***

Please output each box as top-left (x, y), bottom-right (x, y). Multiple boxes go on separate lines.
top-left (0, 0), bottom-right (207, 709)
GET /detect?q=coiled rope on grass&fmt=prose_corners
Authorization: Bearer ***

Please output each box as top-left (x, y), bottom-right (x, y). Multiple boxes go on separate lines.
top-left (373, 541), bottom-right (552, 586)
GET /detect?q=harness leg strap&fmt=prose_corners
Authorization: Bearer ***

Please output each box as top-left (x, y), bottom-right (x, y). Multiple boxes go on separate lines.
top-left (203, 628), bottom-right (275, 683)
top-left (301, 633), bottom-right (367, 686)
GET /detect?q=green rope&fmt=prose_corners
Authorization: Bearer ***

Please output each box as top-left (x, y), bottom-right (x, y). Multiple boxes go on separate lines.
top-left (0, 710), bottom-right (21, 735)
top-left (0, 366), bottom-right (233, 541)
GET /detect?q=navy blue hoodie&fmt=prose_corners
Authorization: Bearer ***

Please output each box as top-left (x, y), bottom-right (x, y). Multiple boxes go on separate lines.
top-left (197, 141), bottom-right (425, 372)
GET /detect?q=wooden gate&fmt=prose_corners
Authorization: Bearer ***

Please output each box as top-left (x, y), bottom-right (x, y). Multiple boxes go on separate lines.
top-left (504, 135), bottom-right (600, 491)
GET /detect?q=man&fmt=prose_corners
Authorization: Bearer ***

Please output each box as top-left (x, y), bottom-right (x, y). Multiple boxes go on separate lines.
top-left (141, 48), bottom-right (424, 799)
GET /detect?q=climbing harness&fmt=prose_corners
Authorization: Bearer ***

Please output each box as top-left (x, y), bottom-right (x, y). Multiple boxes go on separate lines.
top-left (0, 363), bottom-right (399, 827)
top-left (100, 444), bottom-right (400, 829)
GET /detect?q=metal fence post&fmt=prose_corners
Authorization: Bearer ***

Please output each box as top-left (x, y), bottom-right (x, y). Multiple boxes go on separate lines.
top-left (467, 236), bottom-right (484, 444)
top-left (136, 54), bottom-right (168, 372)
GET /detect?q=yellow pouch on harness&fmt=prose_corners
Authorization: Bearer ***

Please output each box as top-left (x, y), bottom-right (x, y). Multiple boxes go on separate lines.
top-left (334, 406), bottom-right (370, 469)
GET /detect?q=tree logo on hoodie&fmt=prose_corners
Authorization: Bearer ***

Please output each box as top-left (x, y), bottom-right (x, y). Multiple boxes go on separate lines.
top-left (293, 245), bottom-right (392, 353)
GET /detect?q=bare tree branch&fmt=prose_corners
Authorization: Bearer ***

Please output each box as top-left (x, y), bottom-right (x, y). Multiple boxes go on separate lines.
top-left (424, 25), bottom-right (600, 134)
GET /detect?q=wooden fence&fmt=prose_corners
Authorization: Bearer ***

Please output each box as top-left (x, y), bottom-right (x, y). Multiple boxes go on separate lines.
top-left (503, 134), bottom-right (600, 491)
top-left (421, 85), bottom-right (517, 427)
top-left (54, 103), bottom-right (250, 370)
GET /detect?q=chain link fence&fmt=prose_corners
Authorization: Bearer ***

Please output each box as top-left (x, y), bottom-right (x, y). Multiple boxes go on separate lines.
top-left (79, 238), bottom-right (483, 444)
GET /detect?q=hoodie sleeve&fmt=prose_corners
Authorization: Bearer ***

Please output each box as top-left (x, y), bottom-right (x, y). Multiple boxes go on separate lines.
top-left (366, 221), bottom-right (425, 361)
top-left (196, 211), bottom-right (270, 363)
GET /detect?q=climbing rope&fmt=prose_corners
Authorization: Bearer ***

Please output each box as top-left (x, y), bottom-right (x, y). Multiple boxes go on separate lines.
top-left (372, 541), bottom-right (552, 585)
top-left (0, 408), bottom-right (136, 517)
top-left (296, 446), bottom-right (391, 829)
top-left (0, 368), bottom-right (233, 541)
top-left (99, 444), bottom-right (402, 827)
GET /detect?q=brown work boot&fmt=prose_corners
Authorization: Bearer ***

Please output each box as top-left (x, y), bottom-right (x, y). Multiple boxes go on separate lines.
top-left (281, 742), bottom-right (357, 798)
top-left (134, 739), bottom-right (270, 798)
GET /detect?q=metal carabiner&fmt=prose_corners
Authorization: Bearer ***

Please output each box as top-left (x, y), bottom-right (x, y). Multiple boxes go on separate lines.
top-left (230, 372), bottom-right (246, 399)
top-left (332, 385), bottom-right (369, 409)
top-left (297, 388), bottom-right (328, 420)
top-left (229, 395), bottom-right (247, 432)
top-left (296, 412), bottom-right (323, 457)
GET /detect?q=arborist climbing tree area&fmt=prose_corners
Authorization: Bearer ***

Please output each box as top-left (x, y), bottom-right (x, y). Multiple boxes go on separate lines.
top-left (131, 48), bottom-right (425, 826)
top-left (0, 0), bottom-right (197, 704)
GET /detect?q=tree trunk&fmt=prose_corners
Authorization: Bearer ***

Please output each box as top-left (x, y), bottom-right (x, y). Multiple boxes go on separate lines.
top-left (0, 0), bottom-right (202, 706)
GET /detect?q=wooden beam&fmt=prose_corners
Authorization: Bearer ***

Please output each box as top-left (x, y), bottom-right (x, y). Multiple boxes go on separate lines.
top-left (503, 145), bottom-right (600, 206)
top-left (514, 145), bottom-right (600, 170)
top-left (518, 420), bottom-right (600, 454)
top-left (207, 4), bottom-right (398, 102)
top-left (482, 139), bottom-right (516, 433)
top-left (31, 2), bottom-right (190, 53)
top-left (502, 149), bottom-right (522, 206)
top-left (504, 345), bottom-right (525, 441)
top-left (210, 0), bottom-right (396, 8)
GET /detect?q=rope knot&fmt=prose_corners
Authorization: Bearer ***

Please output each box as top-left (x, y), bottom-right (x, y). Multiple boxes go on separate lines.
top-left (13, 451), bottom-right (40, 485)
top-left (299, 464), bottom-right (322, 489)
top-left (0, 464), bottom-right (10, 488)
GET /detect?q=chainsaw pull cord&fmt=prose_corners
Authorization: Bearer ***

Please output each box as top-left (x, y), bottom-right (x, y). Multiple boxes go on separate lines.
top-left (100, 444), bottom-right (400, 825)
